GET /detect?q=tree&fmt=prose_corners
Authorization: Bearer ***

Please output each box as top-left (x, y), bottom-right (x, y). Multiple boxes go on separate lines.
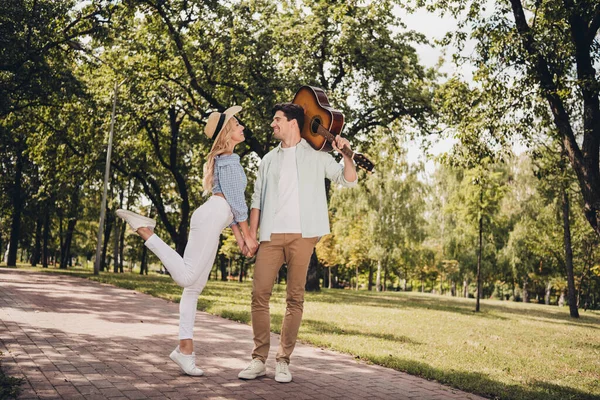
top-left (328, 130), bottom-right (427, 291)
top-left (420, 0), bottom-right (600, 238)
top-left (81, 0), bottom-right (435, 278)
top-left (0, 0), bottom-right (109, 266)
top-left (438, 159), bottom-right (507, 310)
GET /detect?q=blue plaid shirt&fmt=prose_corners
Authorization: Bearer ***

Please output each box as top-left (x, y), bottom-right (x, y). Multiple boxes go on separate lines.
top-left (212, 154), bottom-right (248, 226)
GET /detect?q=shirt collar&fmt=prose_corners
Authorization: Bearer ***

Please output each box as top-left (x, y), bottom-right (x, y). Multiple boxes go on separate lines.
top-left (276, 138), bottom-right (309, 152)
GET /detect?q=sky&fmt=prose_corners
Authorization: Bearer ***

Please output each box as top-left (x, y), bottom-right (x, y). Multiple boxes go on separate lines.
top-left (392, 6), bottom-right (475, 175)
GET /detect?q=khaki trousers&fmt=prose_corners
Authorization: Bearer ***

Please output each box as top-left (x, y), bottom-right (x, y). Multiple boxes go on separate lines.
top-left (251, 233), bottom-right (318, 364)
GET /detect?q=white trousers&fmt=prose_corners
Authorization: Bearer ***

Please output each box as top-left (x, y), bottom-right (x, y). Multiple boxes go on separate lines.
top-left (144, 196), bottom-right (233, 339)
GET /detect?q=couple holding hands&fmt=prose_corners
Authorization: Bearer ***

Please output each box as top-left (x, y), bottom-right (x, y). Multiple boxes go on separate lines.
top-left (116, 102), bottom-right (358, 383)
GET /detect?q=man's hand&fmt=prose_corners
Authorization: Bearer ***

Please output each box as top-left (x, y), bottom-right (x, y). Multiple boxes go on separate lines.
top-left (242, 244), bottom-right (258, 257)
top-left (332, 135), bottom-right (352, 157)
top-left (244, 236), bottom-right (259, 255)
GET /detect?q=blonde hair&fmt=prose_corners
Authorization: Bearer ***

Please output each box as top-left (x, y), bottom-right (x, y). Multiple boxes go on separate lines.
top-left (202, 118), bottom-right (235, 195)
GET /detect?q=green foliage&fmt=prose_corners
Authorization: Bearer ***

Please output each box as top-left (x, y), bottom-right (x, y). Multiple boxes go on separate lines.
top-left (328, 129), bottom-right (427, 288)
top-left (419, 0), bottom-right (600, 237)
top-left (0, 0), bottom-right (108, 116)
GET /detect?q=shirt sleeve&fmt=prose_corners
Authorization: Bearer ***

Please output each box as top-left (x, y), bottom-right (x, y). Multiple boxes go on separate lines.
top-left (217, 163), bottom-right (248, 226)
top-left (323, 153), bottom-right (358, 188)
top-left (251, 159), bottom-right (265, 210)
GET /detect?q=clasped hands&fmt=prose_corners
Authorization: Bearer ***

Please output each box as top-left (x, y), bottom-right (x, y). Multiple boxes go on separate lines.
top-left (231, 223), bottom-right (259, 258)
top-left (237, 235), bottom-right (258, 258)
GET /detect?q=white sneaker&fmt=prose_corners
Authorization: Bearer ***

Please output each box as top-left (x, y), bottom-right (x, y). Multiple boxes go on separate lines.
top-left (169, 346), bottom-right (204, 376)
top-left (116, 209), bottom-right (156, 231)
top-left (237, 359), bottom-right (266, 380)
top-left (274, 361), bottom-right (292, 383)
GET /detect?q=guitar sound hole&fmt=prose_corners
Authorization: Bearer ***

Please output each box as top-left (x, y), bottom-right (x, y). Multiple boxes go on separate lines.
top-left (311, 117), bottom-right (321, 136)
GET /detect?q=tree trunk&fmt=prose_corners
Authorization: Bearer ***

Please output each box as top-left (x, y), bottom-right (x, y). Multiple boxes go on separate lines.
top-left (463, 279), bottom-right (468, 298)
top-left (562, 187), bottom-right (580, 318)
top-left (383, 263), bottom-right (388, 292)
top-left (545, 281), bottom-right (552, 305)
top-left (579, 260), bottom-right (593, 309)
top-left (140, 244), bottom-right (148, 275)
top-left (376, 261), bottom-right (382, 291)
top-left (328, 266), bottom-right (332, 289)
top-left (558, 288), bottom-right (566, 307)
top-left (58, 215), bottom-right (64, 267)
top-left (355, 265), bottom-right (359, 291)
top-left (31, 214), bottom-right (42, 266)
top-left (7, 152), bottom-right (24, 267)
top-left (219, 253), bottom-right (227, 281)
top-left (113, 217), bottom-right (120, 273)
top-left (60, 218), bottom-right (77, 269)
top-left (305, 249), bottom-right (321, 292)
top-left (368, 263), bottom-right (374, 291)
top-left (451, 281), bottom-right (456, 297)
top-left (509, 0), bottom-right (600, 239)
top-left (523, 278), bottom-right (529, 303)
top-left (119, 220), bottom-right (125, 273)
top-left (476, 194), bottom-right (483, 312)
top-left (277, 264), bottom-right (285, 284)
top-left (100, 211), bottom-right (113, 272)
top-left (238, 256), bottom-right (246, 282)
top-left (42, 207), bottom-right (50, 268)
top-left (305, 250), bottom-right (321, 292)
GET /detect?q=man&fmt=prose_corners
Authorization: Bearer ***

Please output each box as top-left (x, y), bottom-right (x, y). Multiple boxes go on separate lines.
top-left (238, 103), bottom-right (358, 383)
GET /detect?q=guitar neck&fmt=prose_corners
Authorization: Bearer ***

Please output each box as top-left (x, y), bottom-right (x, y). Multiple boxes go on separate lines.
top-left (316, 125), bottom-right (355, 160)
top-left (315, 123), bottom-right (375, 173)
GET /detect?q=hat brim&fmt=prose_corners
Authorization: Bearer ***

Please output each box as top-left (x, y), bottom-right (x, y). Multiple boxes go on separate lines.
top-left (213, 105), bottom-right (242, 140)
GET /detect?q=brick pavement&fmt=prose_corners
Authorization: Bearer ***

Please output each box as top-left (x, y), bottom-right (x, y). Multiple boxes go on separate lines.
top-left (0, 268), bottom-right (487, 400)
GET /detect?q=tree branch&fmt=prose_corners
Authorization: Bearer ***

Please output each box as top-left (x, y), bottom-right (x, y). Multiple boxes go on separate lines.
top-left (141, 0), bottom-right (223, 109)
top-left (142, 119), bottom-right (171, 170)
top-left (509, 0), bottom-right (585, 174)
top-left (587, 4), bottom-right (600, 44)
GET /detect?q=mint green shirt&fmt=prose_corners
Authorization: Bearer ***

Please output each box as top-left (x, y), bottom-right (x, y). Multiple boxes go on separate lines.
top-left (251, 139), bottom-right (358, 242)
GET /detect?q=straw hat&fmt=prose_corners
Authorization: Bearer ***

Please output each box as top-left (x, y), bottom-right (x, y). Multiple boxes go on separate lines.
top-left (204, 105), bottom-right (242, 141)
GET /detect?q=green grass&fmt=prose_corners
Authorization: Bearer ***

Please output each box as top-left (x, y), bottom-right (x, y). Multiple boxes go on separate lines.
top-left (7, 265), bottom-right (600, 400)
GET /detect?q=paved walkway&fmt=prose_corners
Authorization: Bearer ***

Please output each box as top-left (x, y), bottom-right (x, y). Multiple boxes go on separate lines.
top-left (0, 268), bottom-right (486, 400)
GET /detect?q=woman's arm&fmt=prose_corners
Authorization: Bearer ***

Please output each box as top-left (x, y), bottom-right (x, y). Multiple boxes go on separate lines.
top-left (218, 161), bottom-right (258, 254)
top-left (237, 220), bottom-right (258, 253)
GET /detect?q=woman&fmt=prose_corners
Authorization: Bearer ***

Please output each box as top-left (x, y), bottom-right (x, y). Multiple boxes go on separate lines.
top-left (116, 105), bottom-right (258, 376)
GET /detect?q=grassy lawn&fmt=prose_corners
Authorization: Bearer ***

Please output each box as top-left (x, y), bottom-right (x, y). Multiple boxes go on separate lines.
top-left (5, 264), bottom-right (600, 400)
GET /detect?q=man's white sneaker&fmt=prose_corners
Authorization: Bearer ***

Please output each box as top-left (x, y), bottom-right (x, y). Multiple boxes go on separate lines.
top-left (237, 359), bottom-right (266, 380)
top-left (116, 209), bottom-right (156, 231)
top-left (274, 361), bottom-right (292, 383)
top-left (169, 346), bottom-right (204, 376)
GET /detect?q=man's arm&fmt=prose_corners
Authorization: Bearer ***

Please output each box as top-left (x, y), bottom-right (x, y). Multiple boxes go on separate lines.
top-left (248, 159), bottom-right (264, 254)
top-left (249, 208), bottom-right (260, 241)
top-left (333, 136), bottom-right (357, 182)
top-left (342, 151), bottom-right (357, 182)
top-left (325, 136), bottom-right (358, 187)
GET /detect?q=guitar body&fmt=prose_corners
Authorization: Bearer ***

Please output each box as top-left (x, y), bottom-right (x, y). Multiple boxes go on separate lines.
top-left (291, 85), bottom-right (376, 173)
top-left (292, 86), bottom-right (344, 152)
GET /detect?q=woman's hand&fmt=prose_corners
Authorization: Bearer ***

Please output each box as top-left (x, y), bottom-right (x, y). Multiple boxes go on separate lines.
top-left (244, 236), bottom-right (259, 256)
top-left (242, 244), bottom-right (253, 257)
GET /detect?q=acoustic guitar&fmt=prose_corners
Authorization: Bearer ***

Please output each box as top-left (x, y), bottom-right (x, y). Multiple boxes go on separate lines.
top-left (292, 86), bottom-right (375, 173)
